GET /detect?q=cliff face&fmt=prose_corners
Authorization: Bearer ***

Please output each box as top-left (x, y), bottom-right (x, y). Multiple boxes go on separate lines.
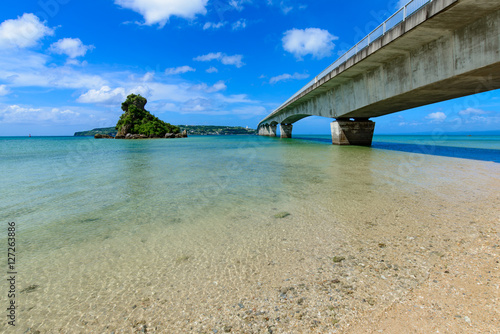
top-left (115, 94), bottom-right (181, 139)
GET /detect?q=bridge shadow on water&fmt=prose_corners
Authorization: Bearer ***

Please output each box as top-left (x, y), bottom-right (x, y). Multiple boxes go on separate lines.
top-left (292, 136), bottom-right (500, 163)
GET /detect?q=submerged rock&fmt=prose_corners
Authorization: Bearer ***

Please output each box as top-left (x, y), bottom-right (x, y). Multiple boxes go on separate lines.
top-left (274, 212), bottom-right (291, 219)
top-left (94, 134), bottom-right (114, 139)
top-left (20, 284), bottom-right (40, 293)
top-left (332, 256), bottom-right (345, 263)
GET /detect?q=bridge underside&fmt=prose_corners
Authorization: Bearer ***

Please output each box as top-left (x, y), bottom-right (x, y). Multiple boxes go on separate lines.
top-left (258, 0), bottom-right (500, 146)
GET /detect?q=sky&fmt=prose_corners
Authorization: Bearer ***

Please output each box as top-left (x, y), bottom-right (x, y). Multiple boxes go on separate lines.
top-left (0, 0), bottom-right (499, 136)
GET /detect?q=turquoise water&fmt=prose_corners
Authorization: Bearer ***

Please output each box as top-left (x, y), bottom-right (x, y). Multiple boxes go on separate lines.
top-left (293, 135), bottom-right (500, 162)
top-left (0, 135), bottom-right (499, 332)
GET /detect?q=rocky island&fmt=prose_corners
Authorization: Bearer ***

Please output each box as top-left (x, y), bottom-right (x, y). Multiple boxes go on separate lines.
top-left (107, 94), bottom-right (186, 139)
top-left (74, 94), bottom-right (257, 138)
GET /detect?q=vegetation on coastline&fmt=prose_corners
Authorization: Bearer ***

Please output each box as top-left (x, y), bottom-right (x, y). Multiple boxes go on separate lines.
top-left (75, 125), bottom-right (257, 137)
top-left (115, 94), bottom-right (180, 138)
top-left (74, 127), bottom-right (117, 137)
top-left (179, 125), bottom-right (257, 136)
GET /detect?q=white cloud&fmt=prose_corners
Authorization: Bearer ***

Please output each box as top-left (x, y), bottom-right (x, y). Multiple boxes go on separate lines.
top-left (191, 80), bottom-right (227, 93)
top-left (221, 54), bottom-right (244, 67)
top-left (49, 38), bottom-right (94, 58)
top-left (0, 85), bottom-right (9, 96)
top-left (115, 0), bottom-right (209, 26)
top-left (0, 104), bottom-right (82, 124)
top-left (281, 5), bottom-right (293, 14)
top-left (208, 81), bottom-right (227, 93)
top-left (398, 121), bottom-right (421, 127)
top-left (140, 71), bottom-right (155, 82)
top-left (165, 65), bottom-right (196, 75)
top-left (269, 72), bottom-right (309, 84)
top-left (194, 52), bottom-right (223, 62)
top-left (206, 67), bottom-right (218, 73)
top-left (426, 111), bottom-right (447, 122)
top-left (267, 0), bottom-right (295, 14)
top-left (0, 13), bottom-right (54, 49)
top-left (228, 0), bottom-right (250, 11)
top-left (181, 98), bottom-right (212, 112)
top-left (282, 28), bottom-right (338, 60)
top-left (77, 86), bottom-right (126, 104)
top-left (215, 93), bottom-right (257, 104)
top-left (231, 105), bottom-right (267, 116)
top-left (194, 52), bottom-right (245, 68)
top-left (77, 85), bottom-right (151, 105)
top-left (458, 108), bottom-right (487, 116)
top-left (0, 49), bottom-right (107, 89)
top-left (232, 19), bottom-right (247, 30)
top-left (203, 22), bottom-right (226, 30)
top-left (0, 42), bottom-right (260, 125)
top-left (178, 98), bottom-right (265, 116)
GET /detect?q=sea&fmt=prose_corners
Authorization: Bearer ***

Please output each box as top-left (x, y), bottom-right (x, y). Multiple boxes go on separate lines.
top-left (0, 134), bottom-right (499, 332)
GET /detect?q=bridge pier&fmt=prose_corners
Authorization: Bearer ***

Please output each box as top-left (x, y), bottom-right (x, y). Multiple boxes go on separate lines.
top-left (280, 124), bottom-right (293, 138)
top-left (259, 124), bottom-right (277, 137)
top-left (331, 119), bottom-right (375, 146)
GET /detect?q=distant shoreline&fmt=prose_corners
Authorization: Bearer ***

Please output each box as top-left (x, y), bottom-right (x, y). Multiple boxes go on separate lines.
top-left (74, 126), bottom-right (257, 137)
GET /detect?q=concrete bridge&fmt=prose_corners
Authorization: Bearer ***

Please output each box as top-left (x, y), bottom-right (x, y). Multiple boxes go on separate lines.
top-left (258, 0), bottom-right (500, 145)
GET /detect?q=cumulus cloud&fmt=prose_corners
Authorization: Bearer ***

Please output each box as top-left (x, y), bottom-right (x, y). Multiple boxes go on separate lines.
top-left (77, 85), bottom-right (150, 104)
top-left (115, 0), bottom-right (208, 26)
top-left (206, 67), bottom-right (218, 73)
top-left (203, 22), bottom-right (226, 30)
top-left (0, 13), bottom-right (54, 48)
top-left (426, 111), bottom-right (447, 122)
top-left (0, 104), bottom-right (81, 123)
top-left (0, 85), bottom-right (9, 96)
top-left (221, 54), bottom-right (244, 67)
top-left (49, 38), bottom-right (94, 58)
top-left (282, 28), bottom-right (338, 60)
top-left (194, 52), bottom-right (245, 67)
top-left (269, 72), bottom-right (309, 84)
top-left (165, 65), bottom-right (196, 75)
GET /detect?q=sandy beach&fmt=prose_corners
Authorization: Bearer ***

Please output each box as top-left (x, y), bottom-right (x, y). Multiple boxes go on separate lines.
top-left (5, 145), bottom-right (497, 334)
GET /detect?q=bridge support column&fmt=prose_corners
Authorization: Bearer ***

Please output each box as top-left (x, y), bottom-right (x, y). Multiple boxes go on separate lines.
top-left (268, 124), bottom-right (277, 137)
top-left (258, 125), bottom-right (267, 136)
top-left (280, 124), bottom-right (293, 138)
top-left (331, 119), bottom-right (375, 146)
top-left (259, 124), bottom-right (277, 137)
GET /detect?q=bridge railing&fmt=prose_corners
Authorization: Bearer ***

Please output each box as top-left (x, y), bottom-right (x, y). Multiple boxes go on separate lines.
top-left (267, 0), bottom-right (432, 120)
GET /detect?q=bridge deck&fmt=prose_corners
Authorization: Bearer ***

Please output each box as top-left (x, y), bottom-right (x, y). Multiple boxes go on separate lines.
top-left (259, 0), bottom-right (500, 127)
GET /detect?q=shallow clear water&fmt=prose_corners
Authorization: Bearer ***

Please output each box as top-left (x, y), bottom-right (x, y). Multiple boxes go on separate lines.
top-left (0, 135), bottom-right (498, 332)
top-left (293, 135), bottom-right (500, 162)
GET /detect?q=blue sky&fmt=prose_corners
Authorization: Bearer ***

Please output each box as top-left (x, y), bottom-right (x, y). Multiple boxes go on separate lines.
top-left (0, 0), bottom-right (499, 136)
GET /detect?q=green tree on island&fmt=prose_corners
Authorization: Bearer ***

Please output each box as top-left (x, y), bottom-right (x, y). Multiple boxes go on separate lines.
top-left (115, 94), bottom-right (180, 138)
